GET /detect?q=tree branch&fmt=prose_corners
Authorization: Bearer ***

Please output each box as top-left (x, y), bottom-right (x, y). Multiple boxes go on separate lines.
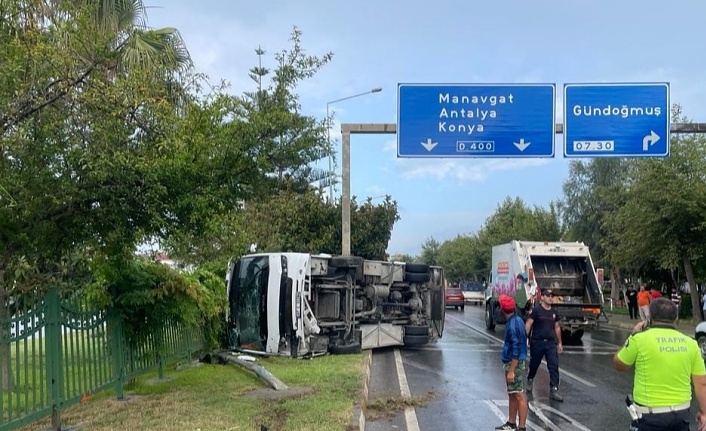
top-left (1, 61), bottom-right (99, 134)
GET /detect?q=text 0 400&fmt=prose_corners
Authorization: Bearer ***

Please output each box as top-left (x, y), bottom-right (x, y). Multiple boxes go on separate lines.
top-left (456, 141), bottom-right (495, 153)
top-left (572, 141), bottom-right (615, 152)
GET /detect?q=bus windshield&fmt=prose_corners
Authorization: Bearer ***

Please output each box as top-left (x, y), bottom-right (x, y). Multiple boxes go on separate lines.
top-left (229, 256), bottom-right (270, 351)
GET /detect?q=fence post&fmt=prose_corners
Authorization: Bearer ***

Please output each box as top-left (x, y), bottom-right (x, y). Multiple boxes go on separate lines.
top-left (109, 311), bottom-right (125, 400)
top-left (156, 327), bottom-right (165, 380)
top-left (45, 288), bottom-right (63, 431)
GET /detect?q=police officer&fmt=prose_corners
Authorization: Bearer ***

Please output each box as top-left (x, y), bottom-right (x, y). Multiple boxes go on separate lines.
top-left (614, 298), bottom-right (706, 431)
top-left (525, 288), bottom-right (563, 402)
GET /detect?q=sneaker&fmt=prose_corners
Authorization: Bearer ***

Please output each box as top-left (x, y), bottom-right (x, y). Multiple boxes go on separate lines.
top-left (526, 378), bottom-right (533, 393)
top-left (494, 423), bottom-right (517, 430)
top-left (550, 387), bottom-right (564, 402)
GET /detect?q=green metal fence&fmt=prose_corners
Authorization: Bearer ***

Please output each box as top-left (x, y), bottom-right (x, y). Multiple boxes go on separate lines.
top-left (0, 288), bottom-right (203, 431)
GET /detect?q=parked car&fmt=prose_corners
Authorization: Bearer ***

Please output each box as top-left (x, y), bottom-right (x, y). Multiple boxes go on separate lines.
top-left (695, 321), bottom-right (706, 359)
top-left (461, 281), bottom-right (485, 306)
top-left (445, 286), bottom-right (465, 310)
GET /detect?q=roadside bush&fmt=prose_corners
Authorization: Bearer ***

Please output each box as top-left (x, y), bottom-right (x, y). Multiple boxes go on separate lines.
top-left (187, 268), bottom-right (227, 349)
top-left (90, 257), bottom-right (208, 349)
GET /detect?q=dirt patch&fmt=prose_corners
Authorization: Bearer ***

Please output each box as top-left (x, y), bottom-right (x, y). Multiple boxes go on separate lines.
top-left (105, 394), bottom-right (146, 405)
top-left (242, 385), bottom-right (315, 400)
top-left (365, 391), bottom-right (436, 421)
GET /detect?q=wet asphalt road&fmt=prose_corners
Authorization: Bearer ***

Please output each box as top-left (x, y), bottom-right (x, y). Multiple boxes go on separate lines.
top-left (365, 306), bottom-right (702, 431)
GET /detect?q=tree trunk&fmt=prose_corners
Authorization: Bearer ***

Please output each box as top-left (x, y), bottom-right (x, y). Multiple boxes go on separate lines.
top-left (0, 267), bottom-right (14, 392)
top-left (683, 253), bottom-right (701, 322)
top-left (610, 269), bottom-right (620, 306)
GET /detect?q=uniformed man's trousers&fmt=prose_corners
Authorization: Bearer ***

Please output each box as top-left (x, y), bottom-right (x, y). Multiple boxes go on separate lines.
top-left (527, 338), bottom-right (560, 388)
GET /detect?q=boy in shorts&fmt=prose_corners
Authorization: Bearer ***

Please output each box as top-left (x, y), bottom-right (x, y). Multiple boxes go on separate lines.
top-left (495, 294), bottom-right (528, 431)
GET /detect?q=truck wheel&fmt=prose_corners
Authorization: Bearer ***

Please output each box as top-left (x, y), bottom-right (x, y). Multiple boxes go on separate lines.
top-left (404, 325), bottom-right (429, 336)
top-left (405, 271), bottom-right (431, 283)
top-left (405, 263), bottom-right (430, 274)
top-left (330, 342), bottom-right (362, 355)
top-left (485, 304), bottom-right (496, 330)
top-left (403, 334), bottom-right (429, 346)
top-left (330, 256), bottom-right (364, 268)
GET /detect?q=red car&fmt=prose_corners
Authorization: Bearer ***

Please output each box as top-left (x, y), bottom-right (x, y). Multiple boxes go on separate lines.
top-left (445, 286), bottom-right (465, 310)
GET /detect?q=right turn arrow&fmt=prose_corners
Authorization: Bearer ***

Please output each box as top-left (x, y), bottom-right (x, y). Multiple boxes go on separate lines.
top-left (642, 131), bottom-right (660, 151)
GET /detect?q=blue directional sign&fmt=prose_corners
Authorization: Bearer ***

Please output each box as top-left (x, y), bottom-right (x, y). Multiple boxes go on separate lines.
top-left (397, 83), bottom-right (556, 158)
top-left (563, 83), bottom-right (670, 158)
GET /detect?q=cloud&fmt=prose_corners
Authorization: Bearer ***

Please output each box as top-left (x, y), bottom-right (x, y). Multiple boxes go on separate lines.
top-left (367, 185), bottom-right (386, 196)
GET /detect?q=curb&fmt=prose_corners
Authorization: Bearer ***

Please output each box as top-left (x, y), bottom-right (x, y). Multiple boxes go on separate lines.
top-left (350, 350), bottom-right (372, 431)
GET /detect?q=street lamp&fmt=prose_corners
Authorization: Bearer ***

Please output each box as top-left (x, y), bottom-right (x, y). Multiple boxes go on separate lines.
top-left (326, 87), bottom-right (382, 201)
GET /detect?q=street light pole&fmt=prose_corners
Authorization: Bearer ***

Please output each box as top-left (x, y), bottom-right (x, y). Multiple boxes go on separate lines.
top-left (326, 87), bottom-right (382, 201)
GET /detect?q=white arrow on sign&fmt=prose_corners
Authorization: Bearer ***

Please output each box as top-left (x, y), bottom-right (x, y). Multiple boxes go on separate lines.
top-left (420, 138), bottom-right (438, 152)
top-left (642, 130), bottom-right (660, 151)
top-left (513, 138), bottom-right (531, 151)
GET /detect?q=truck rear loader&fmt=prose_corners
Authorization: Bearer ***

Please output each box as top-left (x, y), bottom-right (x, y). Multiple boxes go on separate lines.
top-left (484, 240), bottom-right (605, 342)
top-left (225, 253), bottom-right (446, 357)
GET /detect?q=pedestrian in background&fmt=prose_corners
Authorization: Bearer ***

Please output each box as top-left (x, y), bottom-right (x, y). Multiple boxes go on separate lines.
top-left (627, 285), bottom-right (639, 320)
top-left (495, 294), bottom-right (528, 431)
top-left (637, 285), bottom-right (651, 323)
top-left (613, 298), bottom-right (706, 431)
top-left (670, 287), bottom-right (682, 325)
top-left (525, 288), bottom-right (564, 402)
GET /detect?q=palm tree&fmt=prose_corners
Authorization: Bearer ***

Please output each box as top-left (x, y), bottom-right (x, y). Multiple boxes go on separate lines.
top-left (84, 0), bottom-right (192, 73)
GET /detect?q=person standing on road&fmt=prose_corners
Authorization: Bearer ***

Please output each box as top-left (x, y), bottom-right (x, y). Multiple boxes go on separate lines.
top-left (670, 287), bottom-right (682, 325)
top-left (613, 298), bottom-right (706, 431)
top-left (525, 288), bottom-right (564, 402)
top-left (627, 285), bottom-right (639, 320)
top-left (495, 294), bottom-right (529, 431)
top-left (637, 285), bottom-right (652, 323)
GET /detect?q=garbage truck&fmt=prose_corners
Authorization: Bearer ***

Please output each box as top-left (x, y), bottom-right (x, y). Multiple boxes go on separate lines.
top-left (225, 252), bottom-right (446, 357)
top-left (484, 240), bottom-right (604, 342)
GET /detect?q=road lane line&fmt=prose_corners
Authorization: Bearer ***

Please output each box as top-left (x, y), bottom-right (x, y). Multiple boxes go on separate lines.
top-left (485, 399), bottom-right (541, 430)
top-left (540, 359), bottom-right (596, 388)
top-left (531, 400), bottom-right (593, 431)
top-left (394, 348), bottom-right (420, 431)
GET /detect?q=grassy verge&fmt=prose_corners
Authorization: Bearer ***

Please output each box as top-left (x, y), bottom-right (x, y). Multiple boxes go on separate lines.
top-left (19, 353), bottom-right (365, 431)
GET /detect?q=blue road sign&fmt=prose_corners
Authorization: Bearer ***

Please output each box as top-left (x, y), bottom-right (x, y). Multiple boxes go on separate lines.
top-left (563, 83), bottom-right (670, 158)
top-left (397, 83), bottom-right (556, 158)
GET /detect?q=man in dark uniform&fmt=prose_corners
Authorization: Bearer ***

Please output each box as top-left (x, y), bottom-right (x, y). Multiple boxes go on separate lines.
top-left (525, 288), bottom-right (564, 402)
top-left (627, 285), bottom-right (639, 320)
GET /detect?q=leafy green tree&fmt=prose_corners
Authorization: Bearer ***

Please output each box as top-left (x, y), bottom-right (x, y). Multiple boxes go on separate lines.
top-left (559, 157), bottom-right (636, 302)
top-left (476, 197), bottom-right (562, 269)
top-left (419, 237), bottom-right (442, 266)
top-left (0, 0), bottom-right (194, 392)
top-left (607, 106), bottom-right (706, 320)
top-left (235, 191), bottom-right (399, 261)
top-left (163, 28), bottom-right (336, 264)
top-left (437, 234), bottom-right (486, 283)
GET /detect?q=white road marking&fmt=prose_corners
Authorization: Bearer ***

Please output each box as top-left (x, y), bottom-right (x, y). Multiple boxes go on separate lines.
top-left (540, 359), bottom-right (596, 388)
top-left (394, 348), bottom-right (420, 431)
top-left (488, 399), bottom-right (594, 431)
top-left (484, 399), bottom-right (542, 430)
top-left (531, 400), bottom-right (593, 431)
